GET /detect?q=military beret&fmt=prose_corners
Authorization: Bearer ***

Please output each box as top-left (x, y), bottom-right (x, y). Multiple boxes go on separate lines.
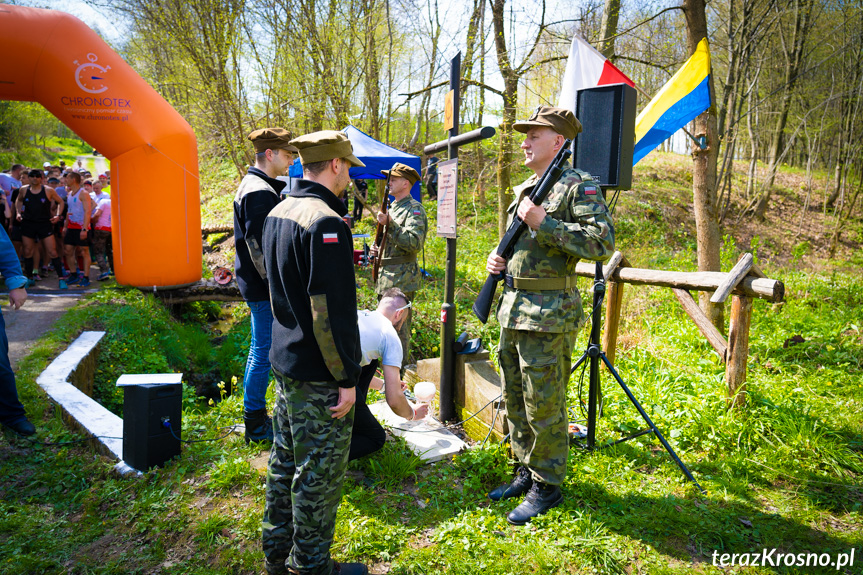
top-left (513, 106), bottom-right (582, 140)
top-left (248, 127), bottom-right (299, 154)
top-left (381, 162), bottom-right (420, 186)
top-left (289, 130), bottom-right (365, 168)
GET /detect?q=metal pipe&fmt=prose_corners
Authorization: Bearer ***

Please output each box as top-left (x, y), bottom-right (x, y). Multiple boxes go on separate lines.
top-left (423, 126), bottom-right (496, 155)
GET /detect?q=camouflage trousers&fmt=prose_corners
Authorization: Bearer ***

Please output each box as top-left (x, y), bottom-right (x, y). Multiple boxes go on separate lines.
top-left (498, 327), bottom-right (577, 486)
top-left (397, 291), bottom-right (415, 367)
top-left (263, 371), bottom-right (354, 575)
top-left (90, 230), bottom-right (112, 272)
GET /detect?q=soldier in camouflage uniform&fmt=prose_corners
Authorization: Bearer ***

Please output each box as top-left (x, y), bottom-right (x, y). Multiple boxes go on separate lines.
top-left (262, 131), bottom-right (369, 575)
top-left (486, 106), bottom-right (615, 525)
top-left (370, 162), bottom-right (427, 366)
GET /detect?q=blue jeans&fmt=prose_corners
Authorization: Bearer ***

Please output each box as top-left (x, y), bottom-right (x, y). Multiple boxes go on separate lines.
top-left (0, 311), bottom-right (26, 425)
top-left (244, 300), bottom-right (274, 412)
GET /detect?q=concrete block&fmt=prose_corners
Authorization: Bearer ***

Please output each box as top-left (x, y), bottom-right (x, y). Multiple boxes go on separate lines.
top-left (416, 358), bottom-right (440, 389)
top-left (68, 335), bottom-right (99, 397)
top-left (368, 401), bottom-right (465, 463)
top-left (417, 350), bottom-right (490, 393)
top-left (462, 360), bottom-right (507, 442)
top-left (36, 331), bottom-right (140, 476)
top-left (414, 352), bottom-right (505, 441)
top-left (402, 365), bottom-right (420, 385)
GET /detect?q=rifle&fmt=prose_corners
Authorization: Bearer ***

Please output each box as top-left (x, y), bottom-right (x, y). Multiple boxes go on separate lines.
top-left (371, 174), bottom-right (391, 283)
top-left (472, 139), bottom-right (573, 324)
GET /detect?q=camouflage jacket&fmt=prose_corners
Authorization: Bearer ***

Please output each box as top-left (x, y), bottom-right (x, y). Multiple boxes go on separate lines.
top-left (496, 166), bottom-right (615, 333)
top-left (376, 195), bottom-right (427, 294)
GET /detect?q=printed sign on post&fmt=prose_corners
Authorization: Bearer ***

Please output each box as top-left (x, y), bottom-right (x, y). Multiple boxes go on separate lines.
top-left (436, 159), bottom-right (458, 238)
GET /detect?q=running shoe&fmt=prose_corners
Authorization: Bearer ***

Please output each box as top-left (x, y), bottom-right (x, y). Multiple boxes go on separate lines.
top-left (32, 274), bottom-right (42, 282)
top-left (59, 271), bottom-right (76, 281)
top-left (97, 272), bottom-right (111, 281)
top-left (59, 279), bottom-right (68, 290)
top-left (77, 277), bottom-right (91, 287)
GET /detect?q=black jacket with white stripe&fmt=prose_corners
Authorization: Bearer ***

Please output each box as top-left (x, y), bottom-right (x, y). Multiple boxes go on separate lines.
top-left (263, 179), bottom-right (360, 387)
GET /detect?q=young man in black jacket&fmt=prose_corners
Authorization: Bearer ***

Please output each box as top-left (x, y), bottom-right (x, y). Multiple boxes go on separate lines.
top-left (261, 130), bottom-right (369, 575)
top-left (233, 127), bottom-right (296, 443)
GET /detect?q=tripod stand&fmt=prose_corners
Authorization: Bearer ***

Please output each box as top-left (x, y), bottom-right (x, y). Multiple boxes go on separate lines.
top-left (571, 261), bottom-right (705, 493)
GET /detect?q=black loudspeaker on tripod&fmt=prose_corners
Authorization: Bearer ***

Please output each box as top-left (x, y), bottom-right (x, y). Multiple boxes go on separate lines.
top-left (572, 83), bottom-right (637, 190)
top-left (572, 261), bottom-right (704, 493)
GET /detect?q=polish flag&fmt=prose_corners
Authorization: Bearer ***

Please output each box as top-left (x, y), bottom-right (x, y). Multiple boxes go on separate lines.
top-left (322, 233), bottom-right (339, 244)
top-left (557, 35), bottom-right (635, 113)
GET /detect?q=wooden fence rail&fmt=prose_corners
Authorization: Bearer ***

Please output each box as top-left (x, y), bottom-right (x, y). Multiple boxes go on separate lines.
top-left (574, 252), bottom-right (784, 407)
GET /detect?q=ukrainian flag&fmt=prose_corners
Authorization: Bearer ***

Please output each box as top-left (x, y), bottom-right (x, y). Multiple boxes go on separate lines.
top-left (633, 38), bottom-right (713, 165)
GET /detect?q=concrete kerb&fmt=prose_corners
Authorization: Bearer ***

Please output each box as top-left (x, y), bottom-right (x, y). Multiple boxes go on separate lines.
top-left (35, 330), bottom-right (141, 477)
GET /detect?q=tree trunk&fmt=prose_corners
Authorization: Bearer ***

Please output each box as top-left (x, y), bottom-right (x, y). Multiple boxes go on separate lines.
top-left (684, 0), bottom-right (724, 330)
top-left (363, 0), bottom-right (381, 139)
top-left (753, 0), bottom-right (813, 219)
top-left (491, 0), bottom-right (519, 239)
top-left (496, 80), bottom-right (517, 239)
top-left (598, 0), bottom-right (621, 59)
top-left (409, 0), bottom-right (440, 148)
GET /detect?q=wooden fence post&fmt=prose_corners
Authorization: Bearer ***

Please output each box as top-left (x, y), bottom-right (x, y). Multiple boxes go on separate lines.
top-left (602, 280), bottom-right (624, 366)
top-left (725, 294), bottom-right (753, 407)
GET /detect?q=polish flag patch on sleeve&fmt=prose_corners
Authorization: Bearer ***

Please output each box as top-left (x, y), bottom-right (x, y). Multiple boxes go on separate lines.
top-left (322, 233), bottom-right (339, 244)
top-left (413, 210), bottom-right (422, 215)
top-left (584, 185), bottom-right (598, 195)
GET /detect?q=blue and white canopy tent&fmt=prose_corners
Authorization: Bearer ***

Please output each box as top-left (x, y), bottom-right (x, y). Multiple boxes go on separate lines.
top-left (288, 125), bottom-right (422, 201)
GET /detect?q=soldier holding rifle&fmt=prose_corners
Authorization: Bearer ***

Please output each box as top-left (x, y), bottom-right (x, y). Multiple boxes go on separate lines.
top-left (485, 107), bottom-right (615, 525)
top-left (369, 163), bottom-right (427, 366)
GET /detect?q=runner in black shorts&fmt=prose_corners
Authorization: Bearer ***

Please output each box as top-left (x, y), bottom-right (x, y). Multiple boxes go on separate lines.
top-left (15, 169), bottom-right (66, 284)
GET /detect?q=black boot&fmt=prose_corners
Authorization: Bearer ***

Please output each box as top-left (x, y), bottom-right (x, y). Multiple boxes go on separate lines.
top-left (488, 465), bottom-right (533, 501)
top-left (506, 481), bottom-right (563, 525)
top-left (244, 408), bottom-right (274, 444)
top-left (266, 557), bottom-right (289, 575)
top-left (332, 562), bottom-right (369, 575)
top-left (1, 416), bottom-right (36, 436)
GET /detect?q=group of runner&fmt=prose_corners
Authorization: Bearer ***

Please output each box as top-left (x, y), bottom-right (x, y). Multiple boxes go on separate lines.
top-left (0, 160), bottom-right (113, 288)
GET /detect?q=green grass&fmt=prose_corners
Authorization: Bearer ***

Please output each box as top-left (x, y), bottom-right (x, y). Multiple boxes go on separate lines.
top-left (1, 153), bottom-right (862, 574)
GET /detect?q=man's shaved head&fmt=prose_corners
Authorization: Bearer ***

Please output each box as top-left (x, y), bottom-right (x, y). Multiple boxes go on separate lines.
top-left (379, 288), bottom-right (409, 313)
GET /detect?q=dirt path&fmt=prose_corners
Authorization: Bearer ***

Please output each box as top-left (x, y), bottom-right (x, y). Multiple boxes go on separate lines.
top-left (74, 154), bottom-right (109, 176)
top-left (3, 272), bottom-right (97, 369)
top-left (3, 295), bottom-right (80, 369)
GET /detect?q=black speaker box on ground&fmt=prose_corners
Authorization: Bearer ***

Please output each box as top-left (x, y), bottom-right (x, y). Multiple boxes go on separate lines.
top-left (573, 83), bottom-right (637, 190)
top-left (119, 374), bottom-right (183, 471)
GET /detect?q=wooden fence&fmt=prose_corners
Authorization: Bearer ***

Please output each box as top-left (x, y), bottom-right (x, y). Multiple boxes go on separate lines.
top-left (575, 252), bottom-right (785, 407)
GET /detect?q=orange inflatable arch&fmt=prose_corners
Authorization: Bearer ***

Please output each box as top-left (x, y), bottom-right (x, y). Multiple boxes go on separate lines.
top-left (0, 5), bottom-right (200, 288)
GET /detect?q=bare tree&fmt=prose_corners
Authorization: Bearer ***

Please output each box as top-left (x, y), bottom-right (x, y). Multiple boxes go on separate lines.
top-left (598, 0), bottom-right (621, 58)
top-left (683, 0), bottom-right (723, 329)
top-left (752, 0), bottom-right (815, 219)
top-left (489, 0), bottom-right (558, 238)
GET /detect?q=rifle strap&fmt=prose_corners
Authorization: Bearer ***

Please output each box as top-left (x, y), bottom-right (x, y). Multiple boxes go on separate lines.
top-left (380, 254), bottom-right (417, 266)
top-left (504, 273), bottom-right (578, 291)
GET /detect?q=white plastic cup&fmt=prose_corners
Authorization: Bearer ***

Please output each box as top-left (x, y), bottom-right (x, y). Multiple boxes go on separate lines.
top-left (413, 381), bottom-right (436, 421)
top-left (413, 381), bottom-right (436, 403)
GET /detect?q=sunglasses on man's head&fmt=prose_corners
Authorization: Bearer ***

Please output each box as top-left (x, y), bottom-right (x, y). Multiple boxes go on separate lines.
top-left (395, 301), bottom-right (412, 312)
